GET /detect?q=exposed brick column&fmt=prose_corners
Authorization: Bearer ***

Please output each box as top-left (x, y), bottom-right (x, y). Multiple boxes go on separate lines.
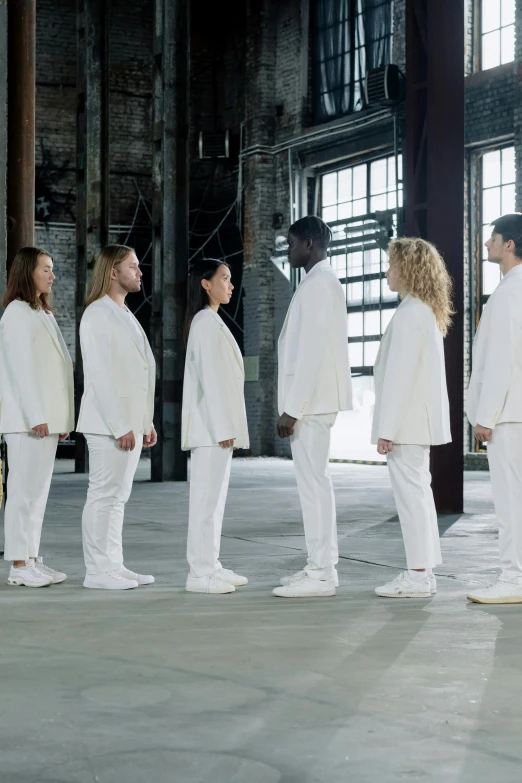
top-left (242, 0), bottom-right (278, 455)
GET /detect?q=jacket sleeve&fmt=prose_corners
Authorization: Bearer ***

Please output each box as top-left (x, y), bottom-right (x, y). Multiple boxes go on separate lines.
top-left (2, 308), bottom-right (46, 428)
top-left (476, 288), bottom-right (521, 429)
top-left (80, 310), bottom-right (132, 439)
top-left (282, 276), bottom-right (336, 420)
top-left (193, 321), bottom-right (237, 443)
top-left (376, 309), bottom-right (428, 442)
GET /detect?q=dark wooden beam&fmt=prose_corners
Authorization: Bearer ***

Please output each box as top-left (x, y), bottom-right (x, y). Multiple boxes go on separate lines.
top-left (405, 0), bottom-right (465, 513)
top-left (150, 0), bottom-right (189, 481)
top-left (75, 0), bottom-right (110, 473)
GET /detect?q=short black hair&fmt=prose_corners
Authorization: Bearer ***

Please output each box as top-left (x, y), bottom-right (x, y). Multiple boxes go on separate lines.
top-left (491, 213), bottom-right (522, 260)
top-left (289, 216), bottom-right (332, 250)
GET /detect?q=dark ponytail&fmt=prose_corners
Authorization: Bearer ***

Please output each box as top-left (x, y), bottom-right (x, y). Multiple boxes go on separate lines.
top-left (183, 258), bottom-right (231, 346)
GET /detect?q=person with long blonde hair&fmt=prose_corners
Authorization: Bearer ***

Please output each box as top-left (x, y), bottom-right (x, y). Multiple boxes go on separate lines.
top-left (372, 237), bottom-right (453, 598)
top-left (0, 247), bottom-right (74, 587)
top-left (77, 245), bottom-right (157, 590)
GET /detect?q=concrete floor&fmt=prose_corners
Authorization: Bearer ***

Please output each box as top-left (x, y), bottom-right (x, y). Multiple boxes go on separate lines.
top-left (0, 457), bottom-right (519, 783)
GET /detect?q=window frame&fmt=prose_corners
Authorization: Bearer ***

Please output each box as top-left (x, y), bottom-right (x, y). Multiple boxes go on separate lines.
top-left (477, 0), bottom-right (515, 72)
top-left (319, 150), bottom-right (402, 376)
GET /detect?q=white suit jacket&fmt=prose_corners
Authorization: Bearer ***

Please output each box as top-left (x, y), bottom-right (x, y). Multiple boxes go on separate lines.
top-left (278, 260), bottom-right (352, 419)
top-left (371, 295), bottom-right (451, 445)
top-left (182, 307), bottom-right (249, 450)
top-left (0, 300), bottom-right (74, 434)
top-left (466, 263), bottom-right (522, 429)
top-left (76, 295), bottom-right (156, 439)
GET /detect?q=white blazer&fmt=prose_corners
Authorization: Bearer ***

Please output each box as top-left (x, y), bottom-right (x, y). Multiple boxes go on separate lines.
top-left (182, 307), bottom-right (249, 450)
top-left (0, 300), bottom-right (74, 434)
top-left (278, 260), bottom-right (352, 419)
top-left (76, 295), bottom-right (156, 439)
top-left (371, 295), bottom-right (451, 445)
top-left (466, 264), bottom-right (522, 429)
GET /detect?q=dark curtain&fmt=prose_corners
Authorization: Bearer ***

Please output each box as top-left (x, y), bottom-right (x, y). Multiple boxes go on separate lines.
top-left (313, 0), bottom-right (393, 123)
top-left (313, 0), bottom-right (352, 123)
top-left (356, 0), bottom-right (393, 83)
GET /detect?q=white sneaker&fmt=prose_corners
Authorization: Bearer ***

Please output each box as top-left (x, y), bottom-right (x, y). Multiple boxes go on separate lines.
top-left (31, 558), bottom-right (67, 584)
top-left (429, 573), bottom-right (437, 594)
top-left (375, 571), bottom-right (431, 598)
top-left (272, 572), bottom-right (336, 598)
top-left (467, 578), bottom-right (522, 604)
top-left (217, 567), bottom-right (248, 586)
top-left (186, 574), bottom-right (235, 594)
top-left (280, 568), bottom-right (339, 588)
top-left (83, 572), bottom-right (139, 590)
top-left (7, 564), bottom-right (53, 588)
top-left (118, 566), bottom-right (155, 586)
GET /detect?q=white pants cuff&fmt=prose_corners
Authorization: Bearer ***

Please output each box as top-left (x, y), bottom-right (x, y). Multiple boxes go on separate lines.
top-left (82, 433), bottom-right (143, 576)
top-left (387, 444), bottom-right (442, 570)
top-left (291, 413), bottom-right (338, 571)
top-left (187, 446), bottom-right (232, 578)
top-left (3, 433), bottom-right (59, 562)
top-left (488, 423), bottom-right (522, 576)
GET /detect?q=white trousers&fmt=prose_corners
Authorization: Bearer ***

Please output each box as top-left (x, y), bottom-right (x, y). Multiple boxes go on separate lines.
top-left (3, 433), bottom-right (59, 562)
top-left (387, 444), bottom-right (442, 569)
top-left (487, 423), bottom-right (522, 579)
top-left (290, 413), bottom-right (338, 578)
top-left (82, 433), bottom-right (143, 575)
top-left (187, 446), bottom-right (232, 577)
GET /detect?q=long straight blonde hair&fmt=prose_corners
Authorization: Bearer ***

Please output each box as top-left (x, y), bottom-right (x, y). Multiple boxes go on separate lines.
top-left (85, 245), bottom-right (134, 306)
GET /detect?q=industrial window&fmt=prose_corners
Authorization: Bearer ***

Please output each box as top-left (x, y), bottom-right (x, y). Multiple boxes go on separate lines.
top-left (478, 146), bottom-right (515, 311)
top-left (313, 0), bottom-right (394, 124)
top-left (480, 0), bottom-right (515, 70)
top-left (320, 154), bottom-right (402, 374)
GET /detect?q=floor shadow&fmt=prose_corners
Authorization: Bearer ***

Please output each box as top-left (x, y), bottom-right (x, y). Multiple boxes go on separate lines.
top-left (457, 604), bottom-right (522, 783)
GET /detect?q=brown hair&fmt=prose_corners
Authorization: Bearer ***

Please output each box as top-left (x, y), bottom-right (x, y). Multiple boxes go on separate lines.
top-left (3, 247), bottom-right (55, 313)
top-left (85, 244), bottom-right (134, 306)
top-left (388, 237), bottom-right (454, 337)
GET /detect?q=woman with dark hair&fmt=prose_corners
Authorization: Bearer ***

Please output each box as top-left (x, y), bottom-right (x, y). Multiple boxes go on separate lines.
top-left (181, 259), bottom-right (249, 594)
top-left (0, 247), bottom-right (74, 587)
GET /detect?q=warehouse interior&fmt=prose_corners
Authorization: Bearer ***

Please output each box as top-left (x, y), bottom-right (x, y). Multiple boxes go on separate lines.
top-left (0, 1), bottom-right (521, 781)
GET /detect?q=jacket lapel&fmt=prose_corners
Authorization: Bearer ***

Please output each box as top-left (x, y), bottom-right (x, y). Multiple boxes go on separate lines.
top-left (36, 309), bottom-right (65, 361)
top-left (210, 309), bottom-right (244, 373)
top-left (102, 295), bottom-right (148, 362)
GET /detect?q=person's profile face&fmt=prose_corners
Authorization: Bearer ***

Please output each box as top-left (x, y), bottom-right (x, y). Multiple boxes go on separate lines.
top-left (114, 252), bottom-right (142, 293)
top-left (484, 232), bottom-right (505, 265)
top-left (287, 231), bottom-right (311, 269)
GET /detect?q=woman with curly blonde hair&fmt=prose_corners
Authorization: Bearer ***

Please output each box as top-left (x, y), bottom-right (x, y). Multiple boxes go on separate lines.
top-left (372, 237), bottom-right (453, 598)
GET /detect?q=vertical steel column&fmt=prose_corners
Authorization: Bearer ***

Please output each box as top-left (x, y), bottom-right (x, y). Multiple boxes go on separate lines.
top-left (150, 0), bottom-right (189, 482)
top-left (405, 0), bottom-right (465, 513)
top-left (75, 0), bottom-right (110, 472)
top-left (6, 0), bottom-right (36, 268)
top-left (0, 0), bottom-right (8, 303)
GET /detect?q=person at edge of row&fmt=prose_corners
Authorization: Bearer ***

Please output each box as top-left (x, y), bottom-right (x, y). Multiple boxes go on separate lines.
top-left (466, 213), bottom-right (522, 605)
top-left (274, 216), bottom-right (353, 598)
top-left (77, 245), bottom-right (157, 590)
top-left (372, 238), bottom-right (453, 599)
top-left (0, 248), bottom-right (74, 587)
top-left (181, 259), bottom-right (250, 594)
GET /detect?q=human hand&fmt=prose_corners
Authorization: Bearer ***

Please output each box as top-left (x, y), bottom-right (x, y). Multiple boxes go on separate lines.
top-left (475, 424), bottom-right (493, 443)
top-left (58, 433), bottom-right (69, 442)
top-left (277, 413), bottom-right (297, 439)
top-left (32, 423), bottom-right (49, 438)
top-left (143, 426), bottom-right (158, 448)
top-left (377, 438), bottom-right (393, 455)
top-left (218, 438), bottom-right (235, 449)
top-left (117, 430), bottom-right (136, 451)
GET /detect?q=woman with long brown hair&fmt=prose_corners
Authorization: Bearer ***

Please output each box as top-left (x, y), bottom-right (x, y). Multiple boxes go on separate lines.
top-left (0, 247), bottom-right (74, 587)
top-left (371, 238), bottom-right (453, 598)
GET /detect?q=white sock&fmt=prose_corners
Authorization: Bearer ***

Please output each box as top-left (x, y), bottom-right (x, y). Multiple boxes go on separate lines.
top-left (408, 569), bottom-right (427, 582)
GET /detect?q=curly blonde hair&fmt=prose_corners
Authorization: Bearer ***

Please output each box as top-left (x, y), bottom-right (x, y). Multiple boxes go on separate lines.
top-left (388, 237), bottom-right (454, 336)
